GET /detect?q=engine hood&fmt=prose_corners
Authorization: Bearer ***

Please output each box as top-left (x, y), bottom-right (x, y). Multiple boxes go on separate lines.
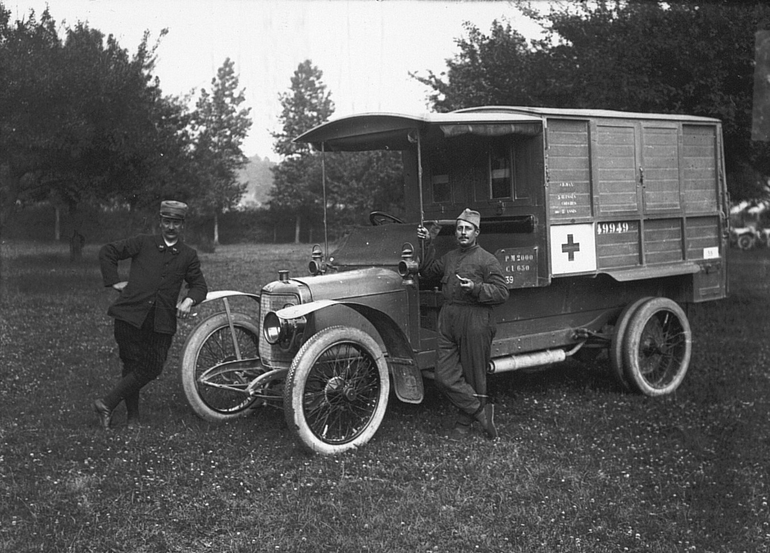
top-left (292, 267), bottom-right (405, 301)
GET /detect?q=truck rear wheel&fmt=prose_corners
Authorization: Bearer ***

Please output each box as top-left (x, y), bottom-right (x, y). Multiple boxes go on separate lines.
top-left (622, 298), bottom-right (692, 396)
top-left (283, 326), bottom-right (390, 455)
top-left (609, 297), bottom-right (653, 392)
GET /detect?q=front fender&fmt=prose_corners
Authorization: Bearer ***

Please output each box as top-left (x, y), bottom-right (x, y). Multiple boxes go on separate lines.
top-left (199, 290), bottom-right (260, 305)
top-left (275, 299), bottom-right (424, 405)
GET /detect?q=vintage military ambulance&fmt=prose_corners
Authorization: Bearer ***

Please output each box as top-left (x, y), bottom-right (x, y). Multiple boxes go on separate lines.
top-left (181, 106), bottom-right (729, 454)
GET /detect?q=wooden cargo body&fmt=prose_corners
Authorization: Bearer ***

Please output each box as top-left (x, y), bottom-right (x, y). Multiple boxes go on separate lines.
top-left (402, 106), bottom-right (728, 304)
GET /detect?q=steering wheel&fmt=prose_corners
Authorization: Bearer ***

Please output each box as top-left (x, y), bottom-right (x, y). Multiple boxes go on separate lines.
top-left (369, 211), bottom-right (405, 225)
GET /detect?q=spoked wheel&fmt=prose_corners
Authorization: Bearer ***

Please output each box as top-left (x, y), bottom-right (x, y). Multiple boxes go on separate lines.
top-left (284, 326), bottom-right (390, 455)
top-left (737, 233), bottom-right (755, 251)
top-left (181, 312), bottom-right (265, 422)
top-left (622, 297), bottom-right (692, 396)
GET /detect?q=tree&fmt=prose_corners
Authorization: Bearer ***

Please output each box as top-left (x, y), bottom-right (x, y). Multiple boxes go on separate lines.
top-left (0, 7), bottom-right (63, 232)
top-left (321, 150), bottom-right (405, 233)
top-left (0, 6), bottom-right (195, 249)
top-left (413, 21), bottom-right (541, 113)
top-left (270, 60), bottom-right (335, 242)
top-left (189, 58), bottom-right (252, 245)
top-left (415, 0), bottom-right (770, 201)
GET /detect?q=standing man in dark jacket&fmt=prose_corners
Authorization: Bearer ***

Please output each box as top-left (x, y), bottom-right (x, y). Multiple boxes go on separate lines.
top-left (93, 200), bottom-right (208, 430)
top-left (417, 209), bottom-right (509, 439)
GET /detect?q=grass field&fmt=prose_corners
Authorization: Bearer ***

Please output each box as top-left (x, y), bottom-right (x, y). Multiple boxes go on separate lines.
top-left (1, 240), bottom-right (769, 552)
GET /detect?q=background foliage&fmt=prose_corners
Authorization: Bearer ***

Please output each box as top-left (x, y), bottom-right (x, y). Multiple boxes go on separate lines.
top-left (0, 4), bottom-right (251, 246)
top-left (415, 0), bottom-right (770, 201)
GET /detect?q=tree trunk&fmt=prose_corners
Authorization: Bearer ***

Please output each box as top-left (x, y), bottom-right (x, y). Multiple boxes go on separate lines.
top-left (69, 229), bottom-right (85, 261)
top-left (0, 169), bottom-right (22, 238)
top-left (54, 205), bottom-right (61, 241)
top-left (68, 204), bottom-right (84, 262)
top-left (213, 211), bottom-right (220, 245)
top-left (294, 214), bottom-right (301, 244)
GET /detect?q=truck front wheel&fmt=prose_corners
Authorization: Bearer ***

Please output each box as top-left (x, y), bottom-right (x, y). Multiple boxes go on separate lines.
top-left (180, 312), bottom-right (262, 422)
top-left (283, 326), bottom-right (390, 455)
top-left (622, 298), bottom-right (692, 396)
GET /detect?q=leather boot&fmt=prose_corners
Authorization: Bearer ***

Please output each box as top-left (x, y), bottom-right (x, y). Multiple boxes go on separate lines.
top-left (101, 373), bottom-right (143, 429)
top-left (93, 398), bottom-right (114, 430)
top-left (125, 393), bottom-right (140, 428)
top-left (474, 404), bottom-right (498, 439)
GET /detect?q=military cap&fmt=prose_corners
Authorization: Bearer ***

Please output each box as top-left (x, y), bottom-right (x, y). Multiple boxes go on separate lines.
top-left (456, 208), bottom-right (481, 229)
top-left (160, 200), bottom-right (188, 221)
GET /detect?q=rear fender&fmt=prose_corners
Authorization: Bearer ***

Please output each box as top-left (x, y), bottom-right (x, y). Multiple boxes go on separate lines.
top-left (275, 300), bottom-right (424, 404)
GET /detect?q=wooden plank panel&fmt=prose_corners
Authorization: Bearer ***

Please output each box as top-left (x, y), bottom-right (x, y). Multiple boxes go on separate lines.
top-left (686, 216), bottom-right (720, 259)
top-left (596, 125), bottom-right (638, 214)
top-left (598, 144), bottom-right (635, 159)
top-left (644, 219), bottom-right (683, 263)
top-left (596, 220), bottom-right (640, 268)
top-left (683, 124), bottom-right (717, 213)
top-left (645, 226), bottom-right (681, 239)
top-left (548, 119), bottom-right (591, 221)
top-left (598, 254), bottom-right (640, 268)
top-left (549, 132), bottom-right (589, 145)
top-left (646, 250), bottom-right (682, 264)
top-left (550, 155), bottom-right (590, 169)
top-left (550, 141), bottom-right (588, 156)
top-left (685, 167), bottom-right (718, 180)
top-left (683, 134), bottom-right (714, 146)
top-left (683, 145), bottom-right (714, 157)
top-left (550, 170), bottom-right (590, 183)
top-left (643, 126), bottom-right (680, 212)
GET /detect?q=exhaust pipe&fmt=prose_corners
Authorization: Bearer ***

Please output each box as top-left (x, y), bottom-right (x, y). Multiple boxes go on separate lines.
top-left (488, 349), bottom-right (567, 374)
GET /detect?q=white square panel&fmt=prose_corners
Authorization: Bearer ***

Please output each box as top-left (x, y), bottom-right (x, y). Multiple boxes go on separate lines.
top-left (549, 224), bottom-right (597, 275)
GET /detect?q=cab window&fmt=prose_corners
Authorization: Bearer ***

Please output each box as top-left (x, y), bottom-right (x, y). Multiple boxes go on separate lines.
top-left (490, 140), bottom-right (513, 199)
top-left (429, 149), bottom-right (451, 203)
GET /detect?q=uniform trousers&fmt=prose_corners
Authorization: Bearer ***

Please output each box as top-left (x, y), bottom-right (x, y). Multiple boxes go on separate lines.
top-left (435, 303), bottom-right (495, 426)
top-left (104, 308), bottom-right (173, 410)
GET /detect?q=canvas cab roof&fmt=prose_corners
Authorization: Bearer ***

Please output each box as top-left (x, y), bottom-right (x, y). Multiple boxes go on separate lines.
top-left (293, 110), bottom-right (544, 151)
top-left (293, 106), bottom-right (721, 152)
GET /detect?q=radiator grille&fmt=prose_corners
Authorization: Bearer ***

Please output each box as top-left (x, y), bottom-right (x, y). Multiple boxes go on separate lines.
top-left (259, 292), bottom-right (300, 368)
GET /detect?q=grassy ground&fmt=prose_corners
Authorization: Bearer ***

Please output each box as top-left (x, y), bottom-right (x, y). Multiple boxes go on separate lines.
top-left (0, 240), bottom-right (768, 552)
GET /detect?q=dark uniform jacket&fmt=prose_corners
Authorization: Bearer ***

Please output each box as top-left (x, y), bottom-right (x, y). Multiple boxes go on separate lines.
top-left (100, 234), bottom-right (208, 335)
top-left (421, 243), bottom-right (509, 306)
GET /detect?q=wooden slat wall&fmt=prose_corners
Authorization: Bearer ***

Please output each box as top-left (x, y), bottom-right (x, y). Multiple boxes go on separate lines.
top-left (686, 216), bottom-right (719, 259)
top-left (683, 125), bottom-right (718, 213)
top-left (644, 219), bottom-right (683, 264)
top-left (547, 119), bottom-right (591, 221)
top-left (642, 126), bottom-right (681, 211)
top-left (596, 124), bottom-right (638, 214)
top-left (596, 221), bottom-right (640, 268)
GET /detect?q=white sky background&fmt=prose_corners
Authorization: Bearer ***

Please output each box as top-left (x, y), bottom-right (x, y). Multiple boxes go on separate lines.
top-left (9, 0), bottom-right (544, 161)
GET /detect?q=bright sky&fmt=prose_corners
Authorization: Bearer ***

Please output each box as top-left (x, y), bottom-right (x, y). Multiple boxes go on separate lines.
top-left (8, 0), bottom-right (543, 161)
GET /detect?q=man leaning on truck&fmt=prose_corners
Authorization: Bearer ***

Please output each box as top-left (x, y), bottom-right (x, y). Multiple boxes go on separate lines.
top-left (417, 209), bottom-right (509, 440)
